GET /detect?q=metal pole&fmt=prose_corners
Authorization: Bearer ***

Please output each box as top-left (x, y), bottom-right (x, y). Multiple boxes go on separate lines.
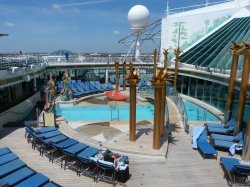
top-left (153, 49), bottom-right (157, 79)
top-left (123, 62), bottom-right (126, 91)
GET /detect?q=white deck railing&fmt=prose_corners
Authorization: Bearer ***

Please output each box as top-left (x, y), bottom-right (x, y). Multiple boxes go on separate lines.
top-left (166, 0), bottom-right (234, 15)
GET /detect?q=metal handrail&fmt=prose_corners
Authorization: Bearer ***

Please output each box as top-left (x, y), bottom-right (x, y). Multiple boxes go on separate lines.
top-left (166, 87), bottom-right (189, 132)
top-left (110, 101), bottom-right (119, 121)
top-left (167, 0), bottom-right (234, 15)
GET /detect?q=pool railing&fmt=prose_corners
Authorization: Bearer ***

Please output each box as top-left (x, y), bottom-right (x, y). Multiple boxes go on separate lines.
top-left (166, 87), bottom-right (189, 132)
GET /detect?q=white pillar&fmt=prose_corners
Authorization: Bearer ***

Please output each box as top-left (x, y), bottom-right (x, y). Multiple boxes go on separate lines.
top-left (105, 68), bottom-right (109, 83)
top-left (135, 36), bottom-right (141, 63)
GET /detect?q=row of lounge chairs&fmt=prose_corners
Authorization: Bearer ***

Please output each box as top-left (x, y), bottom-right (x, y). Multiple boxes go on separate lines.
top-left (206, 118), bottom-right (243, 155)
top-left (109, 76), bottom-right (148, 90)
top-left (24, 122), bottom-right (129, 186)
top-left (57, 80), bottom-right (115, 98)
top-left (193, 118), bottom-right (242, 158)
top-left (193, 118), bottom-right (250, 186)
top-left (0, 147), bottom-right (60, 187)
top-left (206, 118), bottom-right (236, 135)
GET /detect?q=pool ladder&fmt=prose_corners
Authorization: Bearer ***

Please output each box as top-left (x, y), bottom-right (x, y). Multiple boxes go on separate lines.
top-left (110, 102), bottom-right (119, 121)
top-left (196, 108), bottom-right (207, 121)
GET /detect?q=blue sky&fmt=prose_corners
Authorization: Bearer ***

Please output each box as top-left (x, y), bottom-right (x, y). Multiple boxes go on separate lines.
top-left (0, 0), bottom-right (220, 53)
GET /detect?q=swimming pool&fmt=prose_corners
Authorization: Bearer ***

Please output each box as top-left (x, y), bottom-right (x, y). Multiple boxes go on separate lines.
top-left (184, 100), bottom-right (220, 122)
top-left (56, 104), bottom-right (154, 121)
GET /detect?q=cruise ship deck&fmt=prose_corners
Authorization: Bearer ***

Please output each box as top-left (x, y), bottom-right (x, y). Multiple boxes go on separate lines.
top-left (0, 0), bottom-right (250, 186)
top-left (0, 99), bottom-right (229, 186)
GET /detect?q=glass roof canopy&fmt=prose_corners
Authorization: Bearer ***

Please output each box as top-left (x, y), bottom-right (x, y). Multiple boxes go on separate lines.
top-left (179, 17), bottom-right (250, 70)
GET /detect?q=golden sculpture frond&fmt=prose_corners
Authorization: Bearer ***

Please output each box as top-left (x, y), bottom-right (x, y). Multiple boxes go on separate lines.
top-left (127, 62), bottom-right (139, 80)
top-left (235, 41), bottom-right (250, 55)
top-left (151, 48), bottom-right (171, 84)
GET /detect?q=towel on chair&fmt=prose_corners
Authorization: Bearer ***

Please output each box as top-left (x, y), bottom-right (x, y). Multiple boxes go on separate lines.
top-left (229, 143), bottom-right (243, 156)
top-left (192, 126), bottom-right (205, 149)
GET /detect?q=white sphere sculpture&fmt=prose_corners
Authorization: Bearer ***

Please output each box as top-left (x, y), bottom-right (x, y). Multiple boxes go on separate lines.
top-left (128, 5), bottom-right (150, 33)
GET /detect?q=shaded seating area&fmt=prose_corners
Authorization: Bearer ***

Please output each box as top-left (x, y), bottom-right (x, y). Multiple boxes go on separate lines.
top-left (192, 126), bottom-right (218, 159)
top-left (207, 125), bottom-right (235, 135)
top-left (212, 139), bottom-right (243, 156)
top-left (0, 147), bottom-right (61, 187)
top-left (24, 123), bottom-right (130, 185)
top-left (192, 124), bottom-right (244, 156)
top-left (205, 118), bottom-right (236, 129)
top-left (210, 131), bottom-right (243, 142)
top-left (206, 118), bottom-right (236, 135)
top-left (56, 80), bottom-right (115, 98)
top-left (220, 157), bottom-right (250, 186)
top-left (207, 121), bottom-right (244, 155)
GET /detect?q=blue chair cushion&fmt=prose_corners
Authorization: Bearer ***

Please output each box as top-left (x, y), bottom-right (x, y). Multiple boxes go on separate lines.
top-left (0, 153), bottom-right (19, 166)
top-left (233, 131), bottom-right (243, 142)
top-left (207, 126), bottom-right (234, 134)
top-left (78, 147), bottom-right (100, 159)
top-left (0, 167), bottom-right (35, 186)
top-left (63, 143), bottom-right (89, 156)
top-left (225, 118), bottom-right (236, 128)
top-left (213, 139), bottom-right (237, 149)
top-left (0, 147), bottom-right (11, 156)
top-left (0, 159), bottom-right (26, 178)
top-left (35, 127), bottom-right (57, 134)
top-left (37, 130), bottom-right (62, 139)
top-left (14, 173), bottom-right (49, 187)
top-left (44, 135), bottom-right (68, 144)
top-left (197, 140), bottom-right (218, 156)
top-left (220, 157), bottom-right (250, 177)
top-left (198, 128), bottom-right (207, 141)
top-left (211, 134), bottom-right (234, 142)
top-left (206, 123), bottom-right (224, 128)
top-left (211, 131), bottom-right (242, 142)
top-left (220, 157), bottom-right (240, 172)
top-left (54, 138), bottom-right (78, 149)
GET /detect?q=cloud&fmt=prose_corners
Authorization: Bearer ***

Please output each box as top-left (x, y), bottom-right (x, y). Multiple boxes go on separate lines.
top-left (52, 3), bottom-right (63, 14)
top-left (113, 30), bottom-right (120, 35)
top-left (4, 22), bottom-right (14, 27)
top-left (58, 0), bottom-right (117, 8)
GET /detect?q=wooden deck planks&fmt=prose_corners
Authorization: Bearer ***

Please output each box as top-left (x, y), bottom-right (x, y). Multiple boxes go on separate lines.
top-left (0, 98), bottom-right (230, 187)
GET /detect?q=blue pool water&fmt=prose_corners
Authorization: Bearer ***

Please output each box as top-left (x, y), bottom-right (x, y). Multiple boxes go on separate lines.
top-left (57, 101), bottom-right (220, 122)
top-left (56, 104), bottom-right (154, 121)
top-left (184, 100), bottom-right (220, 122)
